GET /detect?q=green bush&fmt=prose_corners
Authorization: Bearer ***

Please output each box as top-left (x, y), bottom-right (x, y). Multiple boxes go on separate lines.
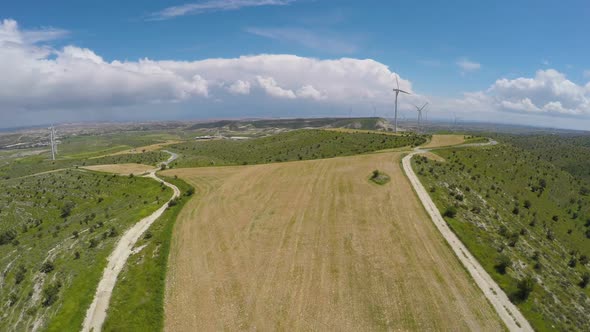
top-left (443, 206), bottom-right (457, 218)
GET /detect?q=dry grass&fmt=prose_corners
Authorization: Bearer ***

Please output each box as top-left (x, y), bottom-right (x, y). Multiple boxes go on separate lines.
top-left (91, 141), bottom-right (181, 159)
top-left (423, 135), bottom-right (465, 148)
top-left (82, 164), bottom-right (154, 176)
top-left (162, 152), bottom-right (503, 331)
top-left (418, 151), bottom-right (446, 162)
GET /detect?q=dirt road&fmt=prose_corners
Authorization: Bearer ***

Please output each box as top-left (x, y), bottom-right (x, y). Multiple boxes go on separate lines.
top-left (81, 154), bottom-right (180, 332)
top-left (163, 152), bottom-right (504, 331)
top-left (402, 143), bottom-right (532, 332)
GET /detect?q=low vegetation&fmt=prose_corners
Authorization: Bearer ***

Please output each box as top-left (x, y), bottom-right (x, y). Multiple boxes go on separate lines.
top-left (0, 151), bottom-right (167, 180)
top-left (369, 169), bottom-right (390, 185)
top-left (0, 169), bottom-right (171, 331)
top-left (412, 143), bottom-right (590, 331)
top-left (501, 134), bottom-right (590, 184)
top-left (169, 129), bottom-right (426, 167)
top-left (103, 176), bottom-right (193, 331)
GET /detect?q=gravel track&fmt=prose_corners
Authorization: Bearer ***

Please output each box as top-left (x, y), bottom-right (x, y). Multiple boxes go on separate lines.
top-left (402, 140), bottom-right (533, 332)
top-left (81, 152), bottom-right (179, 332)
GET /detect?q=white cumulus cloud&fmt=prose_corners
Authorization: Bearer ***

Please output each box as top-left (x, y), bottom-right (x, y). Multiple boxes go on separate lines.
top-left (446, 69), bottom-right (590, 119)
top-left (0, 18), bottom-right (421, 127)
top-left (227, 80), bottom-right (251, 95)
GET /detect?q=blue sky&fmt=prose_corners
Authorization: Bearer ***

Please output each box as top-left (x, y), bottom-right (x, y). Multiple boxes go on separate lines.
top-left (1, 0), bottom-right (589, 129)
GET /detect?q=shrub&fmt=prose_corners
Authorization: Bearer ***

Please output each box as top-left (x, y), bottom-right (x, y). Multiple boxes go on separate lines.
top-left (514, 275), bottom-right (535, 301)
top-left (443, 206), bottom-right (457, 218)
top-left (60, 201), bottom-right (75, 218)
top-left (41, 281), bottom-right (62, 307)
top-left (495, 254), bottom-right (511, 274)
top-left (40, 261), bottom-right (55, 274)
top-left (14, 265), bottom-right (26, 285)
top-left (168, 197), bottom-right (180, 208)
top-left (580, 272), bottom-right (590, 288)
top-left (185, 187), bottom-right (195, 196)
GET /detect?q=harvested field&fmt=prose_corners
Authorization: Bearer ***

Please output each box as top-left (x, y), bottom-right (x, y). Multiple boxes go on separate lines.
top-left (162, 152), bottom-right (503, 331)
top-left (423, 134), bottom-right (465, 148)
top-left (83, 163), bottom-right (154, 175)
top-left (91, 141), bottom-right (182, 159)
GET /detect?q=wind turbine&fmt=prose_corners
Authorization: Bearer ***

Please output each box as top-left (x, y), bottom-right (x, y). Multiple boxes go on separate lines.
top-left (413, 102), bottom-right (429, 132)
top-left (49, 125), bottom-right (57, 161)
top-left (392, 74), bottom-right (410, 133)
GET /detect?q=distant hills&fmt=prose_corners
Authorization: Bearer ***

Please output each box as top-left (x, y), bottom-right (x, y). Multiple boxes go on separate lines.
top-left (188, 117), bottom-right (392, 131)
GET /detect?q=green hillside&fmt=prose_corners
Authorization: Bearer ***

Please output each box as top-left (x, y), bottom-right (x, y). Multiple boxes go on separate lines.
top-left (413, 144), bottom-right (590, 331)
top-left (169, 129), bottom-right (426, 168)
top-left (501, 134), bottom-right (590, 184)
top-left (0, 170), bottom-right (171, 331)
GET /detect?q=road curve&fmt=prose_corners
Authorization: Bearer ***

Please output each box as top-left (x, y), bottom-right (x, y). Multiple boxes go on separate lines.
top-left (402, 141), bottom-right (533, 332)
top-left (81, 153), bottom-right (180, 332)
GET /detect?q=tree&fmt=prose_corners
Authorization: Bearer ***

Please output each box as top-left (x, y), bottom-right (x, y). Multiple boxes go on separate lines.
top-left (580, 272), bottom-right (590, 288)
top-left (495, 254), bottom-right (512, 274)
top-left (185, 187), bottom-right (195, 196)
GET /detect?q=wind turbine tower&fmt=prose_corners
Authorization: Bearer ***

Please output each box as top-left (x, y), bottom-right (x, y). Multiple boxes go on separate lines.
top-left (49, 125), bottom-right (56, 161)
top-left (392, 74), bottom-right (410, 133)
top-left (413, 102), bottom-right (429, 132)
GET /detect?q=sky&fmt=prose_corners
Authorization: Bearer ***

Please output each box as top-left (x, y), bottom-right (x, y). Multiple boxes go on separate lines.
top-left (1, 0), bottom-right (589, 130)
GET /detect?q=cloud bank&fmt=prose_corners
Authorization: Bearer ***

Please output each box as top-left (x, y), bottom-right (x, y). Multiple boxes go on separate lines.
top-left (1, 18), bottom-right (589, 130)
top-left (455, 69), bottom-right (590, 117)
top-left (0, 18), bottom-right (418, 125)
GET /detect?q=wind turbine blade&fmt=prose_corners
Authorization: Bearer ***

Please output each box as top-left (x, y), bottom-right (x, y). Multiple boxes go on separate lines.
top-left (395, 74), bottom-right (400, 90)
top-left (398, 89), bottom-right (410, 95)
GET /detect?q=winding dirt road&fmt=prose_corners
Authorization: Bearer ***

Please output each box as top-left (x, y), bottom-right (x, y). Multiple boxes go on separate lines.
top-left (402, 140), bottom-right (533, 332)
top-left (81, 152), bottom-right (180, 332)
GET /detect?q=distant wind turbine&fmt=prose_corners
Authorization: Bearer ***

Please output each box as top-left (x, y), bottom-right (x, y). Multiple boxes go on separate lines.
top-left (413, 102), bottom-right (429, 132)
top-left (392, 74), bottom-right (410, 133)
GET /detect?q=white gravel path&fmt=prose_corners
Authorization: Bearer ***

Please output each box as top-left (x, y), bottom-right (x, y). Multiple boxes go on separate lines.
top-left (81, 152), bottom-right (180, 332)
top-left (402, 141), bottom-right (533, 332)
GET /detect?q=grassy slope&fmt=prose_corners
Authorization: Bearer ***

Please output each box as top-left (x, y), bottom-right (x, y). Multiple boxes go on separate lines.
top-left (501, 134), bottom-right (590, 184)
top-left (102, 176), bottom-right (192, 332)
top-left (412, 144), bottom-right (590, 331)
top-left (0, 170), bottom-right (171, 331)
top-left (169, 129), bottom-right (426, 168)
top-left (0, 151), bottom-right (168, 180)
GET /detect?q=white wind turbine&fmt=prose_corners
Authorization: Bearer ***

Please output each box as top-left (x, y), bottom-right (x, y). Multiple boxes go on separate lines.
top-left (392, 74), bottom-right (410, 133)
top-left (413, 102), bottom-right (429, 132)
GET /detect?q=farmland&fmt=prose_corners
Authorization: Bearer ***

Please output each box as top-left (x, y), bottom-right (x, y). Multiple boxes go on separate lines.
top-left (412, 143), bottom-right (590, 331)
top-left (0, 169), bottom-right (171, 331)
top-left (162, 151), bottom-right (503, 331)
